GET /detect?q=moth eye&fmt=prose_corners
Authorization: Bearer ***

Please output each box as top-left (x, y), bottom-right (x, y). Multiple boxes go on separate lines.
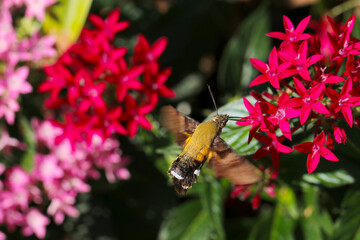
top-left (194, 169), bottom-right (200, 176)
top-left (171, 170), bottom-right (184, 180)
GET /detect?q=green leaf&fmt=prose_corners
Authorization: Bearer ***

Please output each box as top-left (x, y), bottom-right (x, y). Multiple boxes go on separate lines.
top-left (217, 1), bottom-right (271, 95)
top-left (158, 200), bottom-right (214, 240)
top-left (43, 0), bottom-right (92, 51)
top-left (302, 170), bottom-right (355, 188)
top-left (205, 97), bottom-right (260, 155)
top-left (19, 117), bottom-right (36, 171)
top-left (270, 185), bottom-right (299, 240)
top-left (248, 211), bottom-right (272, 240)
top-left (200, 174), bottom-right (225, 240)
top-left (300, 184), bottom-right (323, 240)
top-left (333, 190), bottom-right (360, 240)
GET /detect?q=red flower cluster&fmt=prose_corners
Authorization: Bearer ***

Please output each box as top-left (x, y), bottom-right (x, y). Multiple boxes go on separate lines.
top-left (38, 9), bottom-right (175, 141)
top-left (239, 15), bottom-right (360, 174)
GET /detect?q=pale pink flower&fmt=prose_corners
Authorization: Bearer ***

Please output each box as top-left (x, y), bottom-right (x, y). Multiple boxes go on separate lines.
top-left (6, 66), bottom-right (32, 97)
top-left (5, 167), bottom-right (31, 191)
top-left (33, 154), bottom-right (64, 182)
top-left (23, 33), bottom-right (57, 61)
top-left (0, 94), bottom-right (20, 124)
top-left (22, 208), bottom-right (49, 239)
top-left (47, 196), bottom-right (79, 224)
top-left (24, 0), bottom-right (56, 21)
top-left (32, 119), bottom-right (63, 147)
top-left (0, 8), bottom-right (16, 55)
top-left (0, 126), bottom-right (26, 152)
top-left (0, 230), bottom-right (6, 240)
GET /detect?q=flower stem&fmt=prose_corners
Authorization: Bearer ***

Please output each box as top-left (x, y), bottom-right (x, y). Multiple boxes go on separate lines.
top-left (327, 0), bottom-right (360, 18)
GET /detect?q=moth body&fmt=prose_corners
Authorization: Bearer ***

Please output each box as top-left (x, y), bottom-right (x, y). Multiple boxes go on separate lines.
top-left (168, 115), bottom-right (229, 194)
top-left (160, 105), bottom-right (262, 195)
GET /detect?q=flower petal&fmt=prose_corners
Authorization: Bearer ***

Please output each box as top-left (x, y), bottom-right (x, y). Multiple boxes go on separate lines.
top-left (307, 152), bottom-right (320, 174)
top-left (249, 74), bottom-right (269, 87)
top-left (312, 101), bottom-right (329, 114)
top-left (296, 15), bottom-right (311, 34)
top-left (320, 146), bottom-right (339, 161)
top-left (250, 58), bottom-right (268, 73)
top-left (293, 142), bottom-right (313, 153)
top-left (341, 107), bottom-right (353, 127)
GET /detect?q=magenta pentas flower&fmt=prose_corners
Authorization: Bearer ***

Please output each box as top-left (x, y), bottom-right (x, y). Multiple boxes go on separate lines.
top-left (122, 95), bottom-right (153, 138)
top-left (253, 132), bottom-right (293, 172)
top-left (92, 47), bottom-right (127, 78)
top-left (313, 67), bottom-right (345, 85)
top-left (328, 28), bottom-right (360, 61)
top-left (143, 67), bottom-right (175, 105)
top-left (266, 15), bottom-right (311, 43)
top-left (132, 34), bottom-right (168, 73)
top-left (240, 14), bottom-right (360, 178)
top-left (279, 41), bottom-right (323, 81)
top-left (237, 97), bottom-right (273, 143)
top-left (286, 78), bottom-right (329, 125)
top-left (89, 9), bottom-right (130, 40)
top-left (326, 14), bottom-right (355, 41)
top-left (325, 78), bottom-right (360, 127)
top-left (333, 125), bottom-right (347, 144)
top-left (249, 47), bottom-right (291, 88)
top-left (112, 60), bottom-right (145, 102)
top-left (67, 70), bottom-right (107, 115)
top-left (40, 9), bottom-right (173, 142)
top-left (268, 92), bottom-right (300, 140)
top-left (294, 131), bottom-right (338, 173)
top-left (344, 56), bottom-right (360, 83)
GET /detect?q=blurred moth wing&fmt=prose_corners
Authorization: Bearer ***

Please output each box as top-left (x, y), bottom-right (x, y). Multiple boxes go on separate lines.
top-left (160, 105), bottom-right (262, 194)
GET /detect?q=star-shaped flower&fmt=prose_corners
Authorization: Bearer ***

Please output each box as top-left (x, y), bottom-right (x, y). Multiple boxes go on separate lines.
top-left (325, 78), bottom-right (360, 127)
top-left (249, 47), bottom-right (291, 89)
top-left (266, 15), bottom-right (312, 43)
top-left (286, 78), bottom-right (329, 125)
top-left (294, 131), bottom-right (338, 173)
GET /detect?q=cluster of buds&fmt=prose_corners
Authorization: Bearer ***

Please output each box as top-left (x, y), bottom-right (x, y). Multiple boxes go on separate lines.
top-left (238, 14), bottom-right (360, 174)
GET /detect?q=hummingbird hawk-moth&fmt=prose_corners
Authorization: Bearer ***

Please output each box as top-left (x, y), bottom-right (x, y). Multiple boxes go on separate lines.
top-left (160, 105), bottom-right (262, 194)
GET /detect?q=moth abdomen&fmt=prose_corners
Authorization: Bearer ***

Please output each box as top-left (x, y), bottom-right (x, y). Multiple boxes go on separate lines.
top-left (168, 156), bottom-right (203, 194)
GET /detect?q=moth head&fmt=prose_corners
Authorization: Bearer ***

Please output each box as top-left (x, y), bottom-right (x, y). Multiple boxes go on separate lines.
top-left (210, 114), bottom-right (229, 132)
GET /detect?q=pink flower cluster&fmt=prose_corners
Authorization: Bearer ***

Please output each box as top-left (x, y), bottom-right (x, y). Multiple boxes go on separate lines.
top-left (38, 9), bottom-right (175, 141)
top-left (239, 15), bottom-right (360, 174)
top-left (0, 120), bottom-right (129, 239)
top-left (0, 0), bottom-right (56, 124)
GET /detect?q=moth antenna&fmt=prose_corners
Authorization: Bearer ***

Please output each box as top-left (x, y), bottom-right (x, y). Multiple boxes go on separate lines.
top-left (207, 84), bottom-right (218, 115)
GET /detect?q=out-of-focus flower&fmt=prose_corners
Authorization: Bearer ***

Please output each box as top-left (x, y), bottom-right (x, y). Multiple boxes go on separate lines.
top-left (22, 208), bottom-right (49, 239)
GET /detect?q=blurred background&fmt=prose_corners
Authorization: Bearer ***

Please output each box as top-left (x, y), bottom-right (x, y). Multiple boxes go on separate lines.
top-left (4, 0), bottom-right (360, 239)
